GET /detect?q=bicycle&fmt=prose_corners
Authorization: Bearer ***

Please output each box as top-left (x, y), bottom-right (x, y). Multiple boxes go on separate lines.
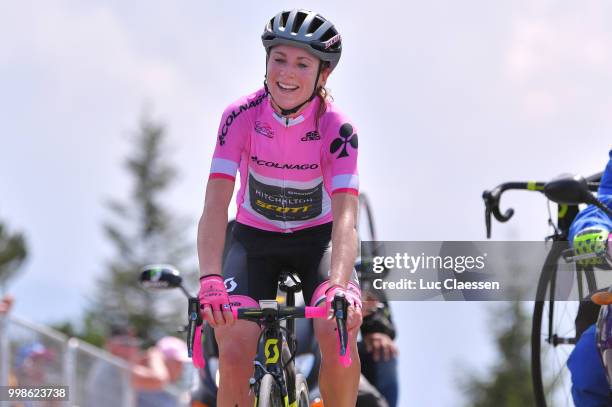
top-left (483, 173), bottom-right (604, 407)
top-left (140, 265), bottom-right (352, 407)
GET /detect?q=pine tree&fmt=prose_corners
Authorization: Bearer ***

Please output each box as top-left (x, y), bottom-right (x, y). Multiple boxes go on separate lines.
top-left (461, 301), bottom-right (535, 407)
top-left (0, 220), bottom-right (27, 293)
top-left (88, 115), bottom-right (196, 345)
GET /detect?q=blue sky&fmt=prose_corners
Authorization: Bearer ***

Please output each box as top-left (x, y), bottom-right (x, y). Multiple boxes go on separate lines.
top-left (1, 1), bottom-right (612, 405)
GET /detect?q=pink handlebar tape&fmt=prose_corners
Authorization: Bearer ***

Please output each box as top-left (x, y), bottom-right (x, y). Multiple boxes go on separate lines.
top-left (192, 328), bottom-right (205, 369)
top-left (337, 333), bottom-right (352, 368)
top-left (305, 306), bottom-right (327, 319)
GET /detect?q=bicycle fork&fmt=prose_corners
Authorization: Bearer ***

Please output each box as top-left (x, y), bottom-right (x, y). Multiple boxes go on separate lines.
top-left (251, 328), bottom-right (296, 407)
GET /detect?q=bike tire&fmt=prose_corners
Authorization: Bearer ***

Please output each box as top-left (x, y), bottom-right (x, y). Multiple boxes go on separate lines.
top-left (531, 245), bottom-right (597, 407)
top-left (295, 373), bottom-right (309, 407)
top-left (257, 374), bottom-right (284, 407)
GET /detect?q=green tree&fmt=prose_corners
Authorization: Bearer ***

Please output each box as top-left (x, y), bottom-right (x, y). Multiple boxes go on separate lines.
top-left (88, 115), bottom-right (196, 345)
top-left (461, 301), bottom-right (535, 407)
top-left (51, 314), bottom-right (106, 347)
top-left (0, 221), bottom-right (27, 293)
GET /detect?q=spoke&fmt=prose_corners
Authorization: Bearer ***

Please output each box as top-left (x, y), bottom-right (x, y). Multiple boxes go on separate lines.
top-left (535, 259), bottom-right (587, 407)
top-left (540, 301), bottom-right (576, 407)
top-left (546, 337), bottom-right (572, 406)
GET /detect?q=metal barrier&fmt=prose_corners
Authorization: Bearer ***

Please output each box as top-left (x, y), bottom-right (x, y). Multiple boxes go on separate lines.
top-left (0, 314), bottom-right (190, 407)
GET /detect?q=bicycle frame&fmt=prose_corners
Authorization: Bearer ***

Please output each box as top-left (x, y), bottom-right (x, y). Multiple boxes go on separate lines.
top-left (141, 263), bottom-right (351, 406)
top-left (232, 271), bottom-right (344, 407)
top-left (250, 274), bottom-right (301, 407)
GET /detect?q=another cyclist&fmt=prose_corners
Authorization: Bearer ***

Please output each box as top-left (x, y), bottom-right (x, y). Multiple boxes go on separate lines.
top-left (360, 291), bottom-right (399, 407)
top-left (197, 9), bottom-right (362, 406)
top-left (566, 148), bottom-right (612, 406)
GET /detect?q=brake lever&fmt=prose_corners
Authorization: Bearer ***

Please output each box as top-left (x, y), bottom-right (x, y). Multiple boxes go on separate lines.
top-left (485, 207), bottom-right (492, 239)
top-left (332, 293), bottom-right (351, 367)
top-left (483, 189), bottom-right (515, 238)
top-left (187, 297), bottom-right (202, 358)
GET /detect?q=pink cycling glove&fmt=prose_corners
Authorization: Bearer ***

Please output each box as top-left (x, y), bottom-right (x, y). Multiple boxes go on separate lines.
top-left (325, 283), bottom-right (362, 311)
top-left (198, 274), bottom-right (231, 314)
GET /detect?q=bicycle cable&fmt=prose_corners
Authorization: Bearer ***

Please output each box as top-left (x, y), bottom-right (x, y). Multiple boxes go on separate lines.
top-left (545, 199), bottom-right (561, 241)
top-left (279, 325), bottom-right (298, 371)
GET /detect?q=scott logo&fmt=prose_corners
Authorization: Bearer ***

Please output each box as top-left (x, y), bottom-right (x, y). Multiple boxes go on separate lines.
top-left (255, 199), bottom-right (312, 214)
top-left (224, 277), bottom-right (237, 293)
top-left (330, 123), bottom-right (358, 159)
top-left (301, 131), bottom-right (320, 142)
top-left (254, 121), bottom-right (274, 138)
top-left (264, 339), bottom-right (280, 364)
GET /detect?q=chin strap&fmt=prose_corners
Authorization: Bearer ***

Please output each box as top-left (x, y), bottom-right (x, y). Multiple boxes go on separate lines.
top-left (264, 57), bottom-right (322, 117)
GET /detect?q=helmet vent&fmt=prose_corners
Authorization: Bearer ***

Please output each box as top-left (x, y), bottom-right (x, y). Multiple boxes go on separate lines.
top-left (308, 16), bottom-right (324, 35)
top-left (319, 28), bottom-right (337, 42)
top-left (280, 11), bottom-right (290, 31)
top-left (293, 12), bottom-right (307, 34)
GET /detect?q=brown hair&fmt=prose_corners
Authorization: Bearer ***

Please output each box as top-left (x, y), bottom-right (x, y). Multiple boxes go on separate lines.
top-left (314, 88), bottom-right (331, 133)
top-left (315, 61), bottom-right (333, 130)
top-left (317, 87), bottom-right (332, 116)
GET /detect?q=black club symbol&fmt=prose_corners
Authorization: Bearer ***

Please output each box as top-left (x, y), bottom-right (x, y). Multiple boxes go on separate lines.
top-left (330, 123), bottom-right (358, 158)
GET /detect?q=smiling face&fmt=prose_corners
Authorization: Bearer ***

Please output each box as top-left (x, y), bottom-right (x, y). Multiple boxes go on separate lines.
top-left (266, 45), bottom-right (330, 116)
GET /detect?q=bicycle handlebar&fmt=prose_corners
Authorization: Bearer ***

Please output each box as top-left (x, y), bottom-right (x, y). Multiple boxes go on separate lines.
top-left (231, 299), bottom-right (352, 367)
top-left (230, 305), bottom-right (325, 320)
top-left (483, 180), bottom-right (600, 238)
top-left (189, 296), bottom-right (353, 368)
top-left (482, 182), bottom-right (545, 238)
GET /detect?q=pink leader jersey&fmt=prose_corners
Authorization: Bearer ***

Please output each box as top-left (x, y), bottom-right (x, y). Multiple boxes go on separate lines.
top-left (209, 88), bottom-right (359, 233)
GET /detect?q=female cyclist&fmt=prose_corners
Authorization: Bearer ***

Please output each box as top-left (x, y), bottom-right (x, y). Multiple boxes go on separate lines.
top-left (197, 9), bottom-right (362, 406)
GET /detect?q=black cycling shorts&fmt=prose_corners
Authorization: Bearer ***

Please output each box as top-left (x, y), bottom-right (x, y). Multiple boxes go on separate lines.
top-left (222, 221), bottom-right (356, 305)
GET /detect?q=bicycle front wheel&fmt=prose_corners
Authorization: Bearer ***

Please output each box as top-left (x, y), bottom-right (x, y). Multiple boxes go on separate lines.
top-left (257, 374), bottom-right (284, 407)
top-left (295, 373), bottom-right (309, 407)
top-left (531, 246), bottom-right (596, 407)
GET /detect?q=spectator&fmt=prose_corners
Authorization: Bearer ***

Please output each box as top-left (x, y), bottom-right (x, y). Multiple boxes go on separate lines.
top-left (136, 336), bottom-right (192, 407)
top-left (358, 291), bottom-right (399, 407)
top-left (85, 323), bottom-right (141, 407)
top-left (13, 342), bottom-right (58, 407)
top-left (0, 294), bottom-right (14, 315)
top-left (14, 342), bottom-right (56, 385)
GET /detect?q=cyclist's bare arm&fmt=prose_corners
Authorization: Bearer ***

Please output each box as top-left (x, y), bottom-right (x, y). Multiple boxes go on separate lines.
top-left (197, 178), bottom-right (234, 277)
top-left (329, 192), bottom-right (359, 288)
top-left (197, 178), bottom-right (235, 326)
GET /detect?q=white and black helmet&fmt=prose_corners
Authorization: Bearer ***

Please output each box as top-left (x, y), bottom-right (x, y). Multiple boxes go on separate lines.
top-left (262, 9), bottom-right (342, 71)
